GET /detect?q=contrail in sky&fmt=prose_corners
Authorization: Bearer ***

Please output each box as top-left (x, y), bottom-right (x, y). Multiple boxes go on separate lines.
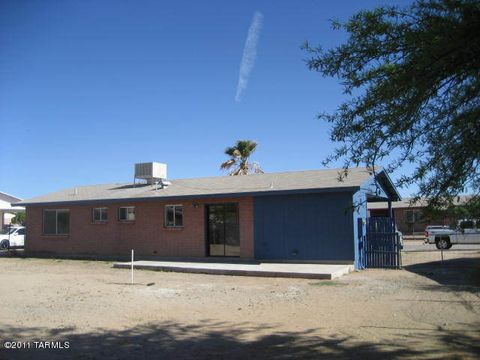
top-left (235, 11), bottom-right (263, 102)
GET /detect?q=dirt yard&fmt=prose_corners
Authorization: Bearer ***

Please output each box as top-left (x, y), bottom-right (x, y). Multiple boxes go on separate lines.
top-left (0, 251), bottom-right (479, 359)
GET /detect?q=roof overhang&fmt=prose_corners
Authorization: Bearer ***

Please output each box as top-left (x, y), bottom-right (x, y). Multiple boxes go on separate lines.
top-left (0, 206), bottom-right (25, 213)
top-left (0, 191), bottom-right (22, 203)
top-left (376, 170), bottom-right (401, 201)
top-left (14, 186), bottom-right (361, 207)
top-left (362, 170), bottom-right (401, 203)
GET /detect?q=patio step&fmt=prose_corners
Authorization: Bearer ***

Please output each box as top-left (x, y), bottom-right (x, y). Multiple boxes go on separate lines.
top-left (113, 261), bottom-right (354, 280)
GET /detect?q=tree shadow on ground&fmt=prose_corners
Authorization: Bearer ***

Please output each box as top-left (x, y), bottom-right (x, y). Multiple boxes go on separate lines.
top-left (0, 249), bottom-right (25, 258)
top-left (1, 320), bottom-right (479, 360)
top-left (404, 256), bottom-right (480, 293)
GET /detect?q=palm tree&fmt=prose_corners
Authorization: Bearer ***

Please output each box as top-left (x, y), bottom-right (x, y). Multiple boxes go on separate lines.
top-left (11, 212), bottom-right (26, 226)
top-left (220, 140), bottom-right (264, 175)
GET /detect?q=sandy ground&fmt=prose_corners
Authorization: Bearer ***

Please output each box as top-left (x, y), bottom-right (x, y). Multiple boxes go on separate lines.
top-left (0, 251), bottom-right (479, 359)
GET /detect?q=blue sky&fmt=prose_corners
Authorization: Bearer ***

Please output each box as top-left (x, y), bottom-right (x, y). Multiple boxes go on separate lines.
top-left (0, 0), bottom-right (413, 199)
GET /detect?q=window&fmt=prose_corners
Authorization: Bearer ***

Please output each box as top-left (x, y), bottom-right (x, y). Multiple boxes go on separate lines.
top-left (16, 228), bottom-right (26, 236)
top-left (43, 209), bottom-right (70, 235)
top-left (165, 205), bottom-right (183, 227)
top-left (405, 210), bottom-right (424, 224)
top-left (118, 207), bottom-right (135, 221)
top-left (93, 207), bottom-right (108, 222)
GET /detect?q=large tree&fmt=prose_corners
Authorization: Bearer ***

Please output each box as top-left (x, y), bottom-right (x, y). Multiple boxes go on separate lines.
top-left (304, 0), bottom-right (479, 209)
top-left (220, 140), bottom-right (264, 175)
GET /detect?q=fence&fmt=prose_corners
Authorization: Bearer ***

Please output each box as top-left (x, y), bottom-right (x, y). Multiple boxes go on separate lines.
top-left (359, 217), bottom-right (402, 269)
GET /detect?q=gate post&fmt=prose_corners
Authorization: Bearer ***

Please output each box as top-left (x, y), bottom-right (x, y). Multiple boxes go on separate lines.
top-left (357, 218), bottom-right (365, 269)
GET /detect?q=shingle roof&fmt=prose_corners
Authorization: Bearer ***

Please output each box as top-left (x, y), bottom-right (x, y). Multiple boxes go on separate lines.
top-left (16, 168), bottom-right (379, 206)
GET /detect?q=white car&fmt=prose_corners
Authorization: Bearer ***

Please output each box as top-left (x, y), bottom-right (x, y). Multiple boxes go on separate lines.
top-left (0, 226), bottom-right (26, 249)
top-left (425, 220), bottom-right (480, 249)
top-left (424, 225), bottom-right (450, 239)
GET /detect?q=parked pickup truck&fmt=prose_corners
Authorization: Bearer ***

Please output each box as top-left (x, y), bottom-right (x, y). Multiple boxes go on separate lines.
top-left (425, 220), bottom-right (480, 249)
top-left (0, 226), bottom-right (26, 249)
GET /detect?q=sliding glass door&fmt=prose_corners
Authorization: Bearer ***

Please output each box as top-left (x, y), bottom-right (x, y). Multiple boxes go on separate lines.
top-left (207, 204), bottom-right (240, 257)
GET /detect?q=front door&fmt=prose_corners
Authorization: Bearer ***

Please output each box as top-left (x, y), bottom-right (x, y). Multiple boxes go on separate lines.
top-left (207, 204), bottom-right (240, 256)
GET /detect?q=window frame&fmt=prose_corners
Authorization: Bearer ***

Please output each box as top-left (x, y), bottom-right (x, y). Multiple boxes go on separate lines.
top-left (92, 207), bottom-right (108, 223)
top-left (404, 209), bottom-right (423, 224)
top-left (164, 204), bottom-right (184, 228)
top-left (43, 209), bottom-right (70, 235)
top-left (118, 206), bottom-right (135, 222)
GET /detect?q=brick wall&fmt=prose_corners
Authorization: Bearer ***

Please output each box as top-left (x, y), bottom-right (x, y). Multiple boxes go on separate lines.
top-left (25, 197), bottom-right (254, 259)
top-left (369, 207), bottom-right (455, 235)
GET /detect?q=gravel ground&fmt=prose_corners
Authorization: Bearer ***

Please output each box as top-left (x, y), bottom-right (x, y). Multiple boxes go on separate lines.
top-left (0, 251), bottom-right (479, 359)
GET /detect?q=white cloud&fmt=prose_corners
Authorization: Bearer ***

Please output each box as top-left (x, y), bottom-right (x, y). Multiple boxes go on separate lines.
top-left (235, 11), bottom-right (263, 103)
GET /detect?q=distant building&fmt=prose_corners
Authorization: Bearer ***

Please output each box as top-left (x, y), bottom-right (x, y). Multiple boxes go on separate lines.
top-left (368, 197), bottom-right (469, 235)
top-left (0, 191), bottom-right (25, 228)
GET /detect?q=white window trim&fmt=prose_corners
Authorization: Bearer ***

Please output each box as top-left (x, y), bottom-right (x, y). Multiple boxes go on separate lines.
top-left (165, 204), bottom-right (183, 227)
top-left (118, 206), bottom-right (135, 221)
top-left (43, 209), bottom-right (70, 235)
top-left (93, 207), bottom-right (108, 222)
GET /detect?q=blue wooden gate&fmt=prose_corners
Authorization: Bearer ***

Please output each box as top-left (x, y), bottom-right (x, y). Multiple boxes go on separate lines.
top-left (358, 217), bottom-right (402, 269)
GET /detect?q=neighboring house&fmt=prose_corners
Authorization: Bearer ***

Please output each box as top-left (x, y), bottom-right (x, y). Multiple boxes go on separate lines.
top-left (15, 164), bottom-right (399, 269)
top-left (368, 197), bottom-right (469, 235)
top-left (0, 191), bottom-right (25, 228)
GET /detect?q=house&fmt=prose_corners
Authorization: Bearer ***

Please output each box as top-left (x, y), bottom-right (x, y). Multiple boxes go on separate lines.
top-left (0, 191), bottom-right (25, 229)
top-left (368, 196), bottom-right (470, 235)
top-left (15, 164), bottom-right (400, 269)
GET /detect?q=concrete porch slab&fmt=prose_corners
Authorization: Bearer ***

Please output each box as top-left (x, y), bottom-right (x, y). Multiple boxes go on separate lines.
top-left (113, 261), bottom-right (354, 280)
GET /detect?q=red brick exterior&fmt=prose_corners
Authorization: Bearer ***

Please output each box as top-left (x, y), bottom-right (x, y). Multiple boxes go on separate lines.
top-left (25, 197), bottom-right (254, 259)
top-left (369, 207), bottom-right (455, 235)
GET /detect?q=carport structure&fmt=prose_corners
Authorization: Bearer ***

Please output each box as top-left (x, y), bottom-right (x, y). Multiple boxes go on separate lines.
top-left (0, 191), bottom-right (24, 229)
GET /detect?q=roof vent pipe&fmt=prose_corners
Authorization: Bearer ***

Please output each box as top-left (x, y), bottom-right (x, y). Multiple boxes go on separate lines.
top-left (154, 179), bottom-right (172, 191)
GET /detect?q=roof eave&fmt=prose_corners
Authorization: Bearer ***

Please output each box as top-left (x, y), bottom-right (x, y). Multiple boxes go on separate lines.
top-left (15, 186), bottom-right (361, 207)
top-left (375, 170), bottom-right (401, 202)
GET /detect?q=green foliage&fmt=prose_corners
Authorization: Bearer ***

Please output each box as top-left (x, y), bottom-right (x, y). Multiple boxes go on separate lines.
top-left (220, 140), bottom-right (264, 176)
top-left (422, 196), bottom-right (480, 226)
top-left (451, 197), bottom-right (480, 221)
top-left (304, 0), bottom-right (480, 210)
top-left (11, 212), bottom-right (26, 226)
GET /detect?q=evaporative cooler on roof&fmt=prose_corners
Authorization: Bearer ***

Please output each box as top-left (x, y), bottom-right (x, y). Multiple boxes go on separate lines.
top-left (134, 162), bottom-right (167, 185)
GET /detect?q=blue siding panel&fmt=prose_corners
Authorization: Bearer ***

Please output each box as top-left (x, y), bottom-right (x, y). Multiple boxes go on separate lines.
top-left (254, 192), bottom-right (355, 261)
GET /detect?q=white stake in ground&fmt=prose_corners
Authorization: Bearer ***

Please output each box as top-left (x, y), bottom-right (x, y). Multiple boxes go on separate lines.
top-left (131, 249), bottom-right (134, 284)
